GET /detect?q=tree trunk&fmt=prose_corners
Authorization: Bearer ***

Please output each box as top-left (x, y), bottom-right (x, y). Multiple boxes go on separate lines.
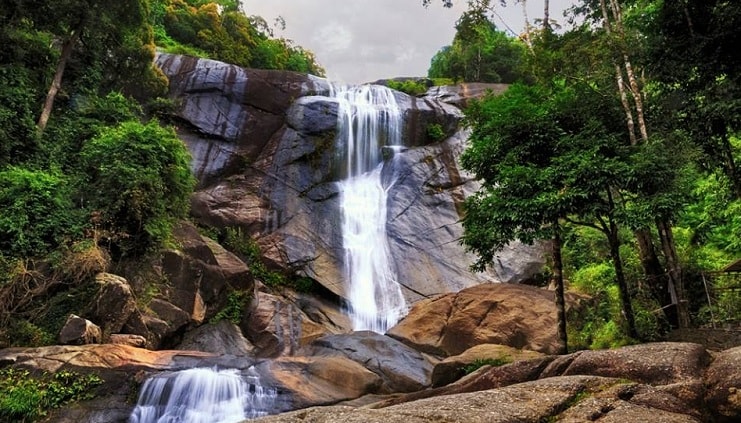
top-left (656, 219), bottom-right (690, 328)
top-left (521, 0), bottom-right (532, 49)
top-left (635, 228), bottom-right (678, 327)
top-left (552, 220), bottom-right (567, 354)
top-left (721, 132), bottom-right (741, 198)
top-left (607, 218), bottom-right (639, 340)
top-left (605, 189), bottom-right (639, 340)
top-left (37, 30), bottom-right (79, 133)
top-left (543, 0), bottom-right (550, 30)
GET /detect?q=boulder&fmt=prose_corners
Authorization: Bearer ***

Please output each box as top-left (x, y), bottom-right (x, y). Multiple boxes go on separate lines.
top-left (541, 342), bottom-right (712, 385)
top-left (243, 289), bottom-right (331, 357)
top-left (303, 331), bottom-right (435, 393)
top-left (431, 344), bottom-right (544, 387)
top-left (255, 356), bottom-right (383, 409)
top-left (159, 222), bottom-right (253, 325)
top-left (88, 273), bottom-right (137, 337)
top-left (58, 315), bottom-right (102, 345)
top-left (387, 283), bottom-right (562, 356)
top-left (704, 346), bottom-right (741, 422)
top-left (176, 320), bottom-right (255, 356)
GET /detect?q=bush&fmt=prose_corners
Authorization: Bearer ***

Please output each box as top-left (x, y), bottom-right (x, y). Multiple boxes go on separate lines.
top-left (0, 368), bottom-right (102, 422)
top-left (0, 168), bottom-right (80, 258)
top-left (80, 120), bottom-right (195, 256)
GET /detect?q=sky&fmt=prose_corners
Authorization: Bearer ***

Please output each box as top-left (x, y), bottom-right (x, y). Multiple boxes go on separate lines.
top-left (240, 0), bottom-right (577, 83)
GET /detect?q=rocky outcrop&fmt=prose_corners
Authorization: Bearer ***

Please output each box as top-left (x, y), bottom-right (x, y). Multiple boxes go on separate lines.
top-left (430, 344), bottom-right (544, 387)
top-left (704, 346), bottom-right (741, 422)
top-left (302, 331), bottom-right (435, 393)
top-left (423, 82), bottom-right (509, 108)
top-left (88, 273), bottom-right (137, 338)
top-left (58, 315), bottom-right (102, 345)
top-left (155, 53), bottom-right (545, 307)
top-left (387, 283), bottom-right (563, 356)
top-left (252, 376), bottom-right (702, 423)
top-left (177, 320), bottom-right (255, 356)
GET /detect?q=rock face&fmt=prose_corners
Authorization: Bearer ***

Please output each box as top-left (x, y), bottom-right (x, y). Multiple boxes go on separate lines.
top-left (155, 53), bottom-right (545, 307)
top-left (387, 283), bottom-right (563, 356)
top-left (704, 346), bottom-right (741, 422)
top-left (303, 331), bottom-right (435, 393)
top-left (430, 344), bottom-right (544, 387)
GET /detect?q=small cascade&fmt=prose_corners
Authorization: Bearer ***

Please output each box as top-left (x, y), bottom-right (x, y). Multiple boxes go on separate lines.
top-left (332, 84), bottom-right (407, 333)
top-left (129, 368), bottom-right (277, 423)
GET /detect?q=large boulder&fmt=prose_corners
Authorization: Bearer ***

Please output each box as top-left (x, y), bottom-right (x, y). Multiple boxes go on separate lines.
top-left (155, 53), bottom-right (544, 307)
top-left (87, 273), bottom-right (137, 338)
top-left (387, 283), bottom-right (562, 356)
top-left (704, 346), bottom-right (741, 422)
top-left (255, 356), bottom-right (383, 410)
top-left (303, 331), bottom-right (435, 393)
top-left (243, 289), bottom-right (338, 357)
top-left (176, 320), bottom-right (255, 356)
top-left (58, 315), bottom-right (102, 345)
top-left (541, 342), bottom-right (711, 385)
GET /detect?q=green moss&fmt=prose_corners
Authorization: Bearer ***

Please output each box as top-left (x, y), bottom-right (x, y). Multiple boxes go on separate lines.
top-left (212, 290), bottom-right (250, 324)
top-left (462, 356), bottom-right (512, 374)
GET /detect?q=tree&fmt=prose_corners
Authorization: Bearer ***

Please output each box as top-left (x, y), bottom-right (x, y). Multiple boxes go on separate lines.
top-left (428, 7), bottom-right (528, 83)
top-left (80, 120), bottom-right (195, 256)
top-left (2, 0), bottom-right (165, 133)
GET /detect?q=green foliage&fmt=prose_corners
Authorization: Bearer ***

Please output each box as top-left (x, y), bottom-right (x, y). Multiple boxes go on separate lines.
top-left (0, 319), bottom-right (54, 349)
top-left (428, 8), bottom-right (527, 83)
top-left (0, 168), bottom-right (81, 258)
top-left (0, 368), bottom-right (102, 422)
top-left (462, 357), bottom-right (512, 374)
top-left (386, 79), bottom-right (428, 96)
top-left (426, 123), bottom-right (445, 141)
top-left (212, 290), bottom-right (250, 323)
top-left (80, 120), bottom-right (195, 256)
top-left (151, 0), bottom-right (324, 75)
top-left (220, 227), bottom-right (316, 292)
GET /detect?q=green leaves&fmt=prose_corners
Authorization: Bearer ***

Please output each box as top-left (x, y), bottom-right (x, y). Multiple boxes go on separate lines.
top-left (80, 120), bottom-right (195, 256)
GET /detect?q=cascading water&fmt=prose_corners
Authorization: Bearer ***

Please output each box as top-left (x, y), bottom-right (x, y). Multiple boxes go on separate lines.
top-left (333, 84), bottom-right (407, 333)
top-left (129, 367), bottom-right (277, 423)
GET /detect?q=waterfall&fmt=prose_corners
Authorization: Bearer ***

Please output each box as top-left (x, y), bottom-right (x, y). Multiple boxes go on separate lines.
top-left (332, 84), bottom-right (407, 333)
top-left (129, 368), bottom-right (277, 423)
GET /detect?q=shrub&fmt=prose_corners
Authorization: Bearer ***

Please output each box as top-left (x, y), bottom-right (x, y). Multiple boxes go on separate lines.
top-left (80, 120), bottom-right (195, 256)
top-left (426, 123), bottom-right (445, 141)
top-left (212, 290), bottom-right (250, 324)
top-left (0, 368), bottom-right (102, 422)
top-left (0, 168), bottom-right (80, 258)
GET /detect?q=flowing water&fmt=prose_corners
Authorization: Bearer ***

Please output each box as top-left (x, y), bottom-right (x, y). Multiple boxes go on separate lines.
top-left (129, 367), bottom-right (277, 423)
top-left (332, 85), bottom-right (407, 333)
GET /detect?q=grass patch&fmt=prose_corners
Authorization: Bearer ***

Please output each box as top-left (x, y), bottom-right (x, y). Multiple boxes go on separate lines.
top-left (462, 356), bottom-right (513, 374)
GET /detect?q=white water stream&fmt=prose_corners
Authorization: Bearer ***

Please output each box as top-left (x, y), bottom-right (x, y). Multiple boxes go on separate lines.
top-left (129, 367), bottom-right (277, 423)
top-left (333, 85), bottom-right (407, 333)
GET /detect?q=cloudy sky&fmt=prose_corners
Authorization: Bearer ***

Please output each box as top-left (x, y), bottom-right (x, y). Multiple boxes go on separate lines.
top-left (240, 0), bottom-right (577, 83)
